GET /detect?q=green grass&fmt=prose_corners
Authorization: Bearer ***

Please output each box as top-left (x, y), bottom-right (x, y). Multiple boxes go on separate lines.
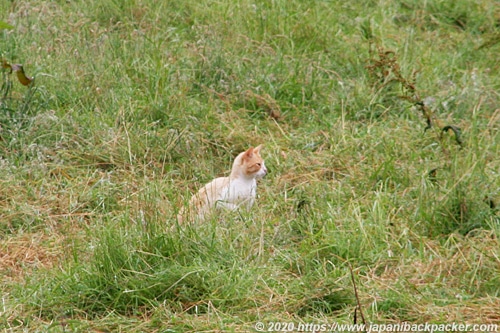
top-left (1, 0), bottom-right (499, 331)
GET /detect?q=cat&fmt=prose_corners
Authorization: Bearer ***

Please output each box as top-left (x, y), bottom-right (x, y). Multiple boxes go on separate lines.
top-left (178, 145), bottom-right (267, 223)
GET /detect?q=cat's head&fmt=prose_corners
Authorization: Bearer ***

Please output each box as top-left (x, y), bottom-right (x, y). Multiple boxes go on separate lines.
top-left (232, 145), bottom-right (268, 179)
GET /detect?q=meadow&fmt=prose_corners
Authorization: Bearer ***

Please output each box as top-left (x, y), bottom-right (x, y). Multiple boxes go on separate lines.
top-left (0, 0), bottom-right (499, 332)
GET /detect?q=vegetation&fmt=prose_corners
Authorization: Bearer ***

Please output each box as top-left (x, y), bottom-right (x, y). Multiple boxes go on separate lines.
top-left (1, 0), bottom-right (499, 331)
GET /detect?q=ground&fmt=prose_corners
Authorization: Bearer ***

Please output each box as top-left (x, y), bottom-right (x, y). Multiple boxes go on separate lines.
top-left (0, 0), bottom-right (499, 332)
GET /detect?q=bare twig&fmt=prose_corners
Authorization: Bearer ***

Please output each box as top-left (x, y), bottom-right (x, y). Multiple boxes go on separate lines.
top-left (347, 261), bottom-right (367, 331)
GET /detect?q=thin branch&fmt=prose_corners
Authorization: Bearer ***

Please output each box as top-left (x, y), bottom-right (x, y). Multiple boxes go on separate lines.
top-left (347, 261), bottom-right (367, 331)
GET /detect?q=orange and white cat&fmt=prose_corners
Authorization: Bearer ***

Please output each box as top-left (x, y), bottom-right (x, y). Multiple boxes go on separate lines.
top-left (178, 145), bottom-right (267, 222)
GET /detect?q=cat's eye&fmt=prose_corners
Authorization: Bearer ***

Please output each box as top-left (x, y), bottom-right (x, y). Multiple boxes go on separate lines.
top-left (256, 163), bottom-right (261, 167)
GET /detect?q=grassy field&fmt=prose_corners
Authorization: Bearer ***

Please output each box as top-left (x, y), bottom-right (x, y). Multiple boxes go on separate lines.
top-left (1, 0), bottom-right (499, 332)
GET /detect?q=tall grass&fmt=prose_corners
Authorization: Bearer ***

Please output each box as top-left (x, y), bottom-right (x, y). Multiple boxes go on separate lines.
top-left (1, 0), bottom-right (499, 331)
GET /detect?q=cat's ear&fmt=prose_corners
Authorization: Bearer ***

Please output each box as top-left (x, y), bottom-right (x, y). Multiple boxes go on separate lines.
top-left (243, 145), bottom-right (262, 160)
top-left (244, 146), bottom-right (255, 158)
top-left (253, 144), bottom-right (263, 155)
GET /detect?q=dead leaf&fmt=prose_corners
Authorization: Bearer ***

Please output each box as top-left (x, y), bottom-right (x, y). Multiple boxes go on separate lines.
top-left (11, 64), bottom-right (34, 86)
top-left (441, 125), bottom-right (463, 146)
top-left (1, 59), bottom-right (34, 86)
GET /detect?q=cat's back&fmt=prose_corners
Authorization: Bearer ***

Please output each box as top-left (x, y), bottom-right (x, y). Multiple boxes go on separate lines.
top-left (193, 176), bottom-right (230, 206)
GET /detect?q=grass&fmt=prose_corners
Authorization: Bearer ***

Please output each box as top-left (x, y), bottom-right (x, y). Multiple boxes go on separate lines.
top-left (0, 0), bottom-right (499, 331)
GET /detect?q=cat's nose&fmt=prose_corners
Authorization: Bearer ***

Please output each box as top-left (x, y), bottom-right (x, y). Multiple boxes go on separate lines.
top-left (263, 165), bottom-right (268, 174)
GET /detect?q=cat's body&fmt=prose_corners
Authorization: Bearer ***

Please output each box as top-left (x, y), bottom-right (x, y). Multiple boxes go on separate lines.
top-left (178, 145), bottom-right (267, 222)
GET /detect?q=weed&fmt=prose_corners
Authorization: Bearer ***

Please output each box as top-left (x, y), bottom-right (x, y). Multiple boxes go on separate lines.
top-left (0, 0), bottom-right (498, 331)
